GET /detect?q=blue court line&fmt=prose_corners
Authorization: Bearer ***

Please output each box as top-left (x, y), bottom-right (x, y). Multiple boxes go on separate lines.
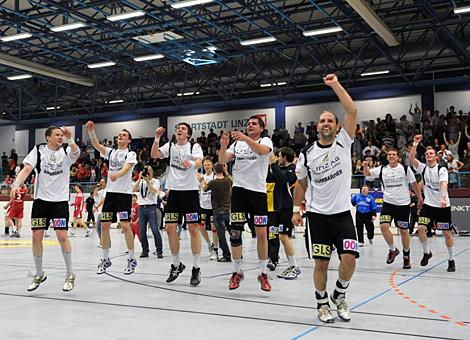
top-left (291, 247), bottom-right (470, 340)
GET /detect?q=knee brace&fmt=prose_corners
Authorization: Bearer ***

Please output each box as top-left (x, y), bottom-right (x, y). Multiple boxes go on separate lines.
top-left (229, 225), bottom-right (243, 247)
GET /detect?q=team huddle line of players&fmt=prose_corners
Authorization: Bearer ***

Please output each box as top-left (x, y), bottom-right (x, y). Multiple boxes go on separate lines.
top-left (8, 74), bottom-right (456, 324)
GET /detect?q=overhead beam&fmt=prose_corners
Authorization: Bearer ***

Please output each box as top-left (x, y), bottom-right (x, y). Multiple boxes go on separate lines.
top-left (0, 53), bottom-right (94, 87)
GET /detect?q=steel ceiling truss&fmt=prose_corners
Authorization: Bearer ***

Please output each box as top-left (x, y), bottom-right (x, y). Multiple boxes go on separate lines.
top-left (0, 0), bottom-right (469, 120)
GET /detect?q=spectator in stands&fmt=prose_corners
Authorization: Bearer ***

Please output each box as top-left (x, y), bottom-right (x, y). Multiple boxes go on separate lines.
top-left (362, 141), bottom-right (380, 158)
top-left (381, 131), bottom-right (395, 147)
top-left (100, 162), bottom-right (108, 180)
top-left (438, 143), bottom-right (453, 159)
top-left (443, 132), bottom-right (461, 161)
top-left (378, 145), bottom-right (388, 166)
top-left (433, 115), bottom-right (447, 145)
top-left (397, 115), bottom-right (411, 136)
top-left (1, 152), bottom-right (8, 176)
top-left (292, 128), bottom-right (307, 155)
top-left (409, 103), bottom-right (421, 130)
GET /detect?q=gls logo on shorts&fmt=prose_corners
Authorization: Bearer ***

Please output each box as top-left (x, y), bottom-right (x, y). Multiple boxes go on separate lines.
top-left (31, 218), bottom-right (47, 228)
top-left (118, 211), bottom-right (129, 220)
top-left (380, 215), bottom-right (391, 223)
top-left (52, 218), bottom-right (67, 228)
top-left (312, 244), bottom-right (331, 258)
top-left (185, 213), bottom-right (199, 222)
top-left (165, 213), bottom-right (179, 223)
top-left (102, 212), bottom-right (113, 221)
top-left (253, 215), bottom-right (268, 226)
top-left (343, 239), bottom-right (358, 252)
top-left (436, 222), bottom-right (450, 230)
top-left (418, 216), bottom-right (431, 225)
top-left (230, 212), bottom-right (246, 223)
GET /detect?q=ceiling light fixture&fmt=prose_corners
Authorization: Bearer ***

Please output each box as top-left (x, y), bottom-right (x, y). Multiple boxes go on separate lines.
top-left (107, 99), bottom-right (124, 104)
top-left (240, 36), bottom-right (277, 46)
top-left (50, 22), bottom-right (86, 32)
top-left (1, 33), bottom-right (33, 42)
top-left (360, 70), bottom-right (390, 76)
top-left (260, 82), bottom-right (287, 87)
top-left (303, 26), bottom-right (343, 36)
top-left (133, 54), bottom-right (165, 62)
top-left (87, 61), bottom-right (116, 69)
top-left (7, 74), bottom-right (32, 80)
top-left (171, 0), bottom-right (214, 9)
top-left (454, 6), bottom-right (470, 14)
top-left (177, 91), bottom-right (200, 96)
top-left (345, 0), bottom-right (399, 47)
top-left (107, 10), bottom-right (146, 22)
top-left (46, 106), bottom-right (61, 110)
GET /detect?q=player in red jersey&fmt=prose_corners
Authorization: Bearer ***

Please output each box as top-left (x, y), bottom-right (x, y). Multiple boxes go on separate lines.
top-left (130, 194), bottom-right (140, 240)
top-left (70, 184), bottom-right (92, 237)
top-left (3, 184), bottom-right (27, 237)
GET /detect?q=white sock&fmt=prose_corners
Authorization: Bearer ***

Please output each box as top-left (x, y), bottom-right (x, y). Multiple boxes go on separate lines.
top-left (128, 249), bottom-right (135, 260)
top-left (102, 248), bottom-right (109, 260)
top-left (34, 255), bottom-right (43, 276)
top-left (193, 253), bottom-right (201, 268)
top-left (172, 254), bottom-right (180, 267)
top-left (260, 259), bottom-right (268, 274)
top-left (447, 246), bottom-right (454, 261)
top-left (288, 255), bottom-right (297, 268)
top-left (421, 241), bottom-right (429, 254)
top-left (62, 251), bottom-right (73, 276)
top-left (388, 243), bottom-right (396, 252)
top-left (234, 259), bottom-right (242, 274)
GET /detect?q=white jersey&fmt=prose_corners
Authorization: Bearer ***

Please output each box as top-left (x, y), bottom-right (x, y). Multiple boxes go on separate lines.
top-left (23, 144), bottom-right (80, 202)
top-left (101, 147), bottom-right (137, 194)
top-left (199, 172), bottom-right (215, 209)
top-left (414, 161), bottom-right (450, 207)
top-left (369, 164), bottom-right (416, 206)
top-left (159, 142), bottom-right (203, 191)
top-left (136, 178), bottom-right (160, 205)
top-left (227, 137), bottom-right (273, 193)
top-left (95, 188), bottom-right (106, 214)
top-left (296, 128), bottom-right (352, 215)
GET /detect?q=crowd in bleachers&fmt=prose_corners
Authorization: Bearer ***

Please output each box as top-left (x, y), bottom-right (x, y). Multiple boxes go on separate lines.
top-left (1, 103), bottom-right (470, 192)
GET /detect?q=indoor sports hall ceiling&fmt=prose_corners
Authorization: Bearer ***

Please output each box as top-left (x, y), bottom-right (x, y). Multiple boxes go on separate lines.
top-left (0, 0), bottom-right (469, 121)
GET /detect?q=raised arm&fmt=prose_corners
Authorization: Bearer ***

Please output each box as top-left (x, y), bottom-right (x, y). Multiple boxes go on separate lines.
top-left (151, 127), bottom-right (165, 159)
top-left (62, 127), bottom-right (80, 156)
top-left (409, 134), bottom-right (422, 169)
top-left (218, 132), bottom-right (234, 164)
top-left (362, 160), bottom-right (372, 177)
top-left (323, 74), bottom-right (357, 138)
top-left (86, 121), bottom-right (106, 156)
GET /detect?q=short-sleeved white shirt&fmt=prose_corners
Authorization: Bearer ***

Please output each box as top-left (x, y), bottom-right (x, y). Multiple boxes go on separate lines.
top-left (296, 129), bottom-right (353, 215)
top-left (23, 144), bottom-right (80, 202)
top-left (159, 142), bottom-right (204, 191)
top-left (136, 178), bottom-right (160, 205)
top-left (368, 164), bottom-right (416, 206)
top-left (199, 172), bottom-right (215, 209)
top-left (414, 161), bottom-right (450, 207)
top-left (101, 147), bottom-right (137, 194)
top-left (227, 137), bottom-right (273, 193)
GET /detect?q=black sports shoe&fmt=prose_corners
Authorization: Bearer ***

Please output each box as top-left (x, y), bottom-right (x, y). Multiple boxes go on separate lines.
top-left (190, 267), bottom-right (201, 286)
top-left (447, 260), bottom-right (456, 272)
top-left (139, 252), bottom-right (149, 258)
top-left (420, 252), bottom-right (432, 267)
top-left (267, 259), bottom-right (277, 271)
top-left (166, 262), bottom-right (185, 283)
top-left (386, 248), bottom-right (400, 264)
top-left (403, 256), bottom-right (411, 269)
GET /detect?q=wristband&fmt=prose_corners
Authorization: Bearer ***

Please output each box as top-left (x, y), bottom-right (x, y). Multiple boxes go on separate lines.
top-left (413, 141), bottom-right (419, 147)
top-left (11, 181), bottom-right (21, 189)
top-left (154, 137), bottom-right (160, 144)
top-left (66, 138), bottom-right (76, 146)
top-left (293, 206), bottom-right (301, 213)
top-left (88, 130), bottom-right (97, 140)
top-left (189, 160), bottom-right (196, 168)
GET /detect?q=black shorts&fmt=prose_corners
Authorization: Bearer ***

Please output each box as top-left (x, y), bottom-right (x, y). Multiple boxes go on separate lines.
top-left (101, 192), bottom-right (132, 223)
top-left (278, 209), bottom-right (294, 236)
top-left (165, 190), bottom-right (200, 224)
top-left (200, 208), bottom-right (214, 230)
top-left (306, 211), bottom-right (359, 260)
top-left (380, 202), bottom-right (410, 229)
top-left (418, 204), bottom-right (452, 230)
top-left (231, 187), bottom-right (268, 227)
top-left (31, 199), bottom-right (69, 230)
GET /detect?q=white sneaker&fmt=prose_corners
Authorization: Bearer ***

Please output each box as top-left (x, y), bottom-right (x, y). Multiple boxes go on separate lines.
top-left (359, 242), bottom-right (364, 247)
top-left (210, 250), bottom-right (218, 261)
top-left (27, 272), bottom-right (47, 292)
top-left (124, 258), bottom-right (137, 275)
top-left (331, 295), bottom-right (351, 321)
top-left (63, 273), bottom-right (76, 292)
top-left (97, 258), bottom-right (112, 274)
top-left (207, 243), bottom-right (214, 257)
top-left (85, 229), bottom-right (93, 237)
top-left (318, 305), bottom-right (334, 323)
